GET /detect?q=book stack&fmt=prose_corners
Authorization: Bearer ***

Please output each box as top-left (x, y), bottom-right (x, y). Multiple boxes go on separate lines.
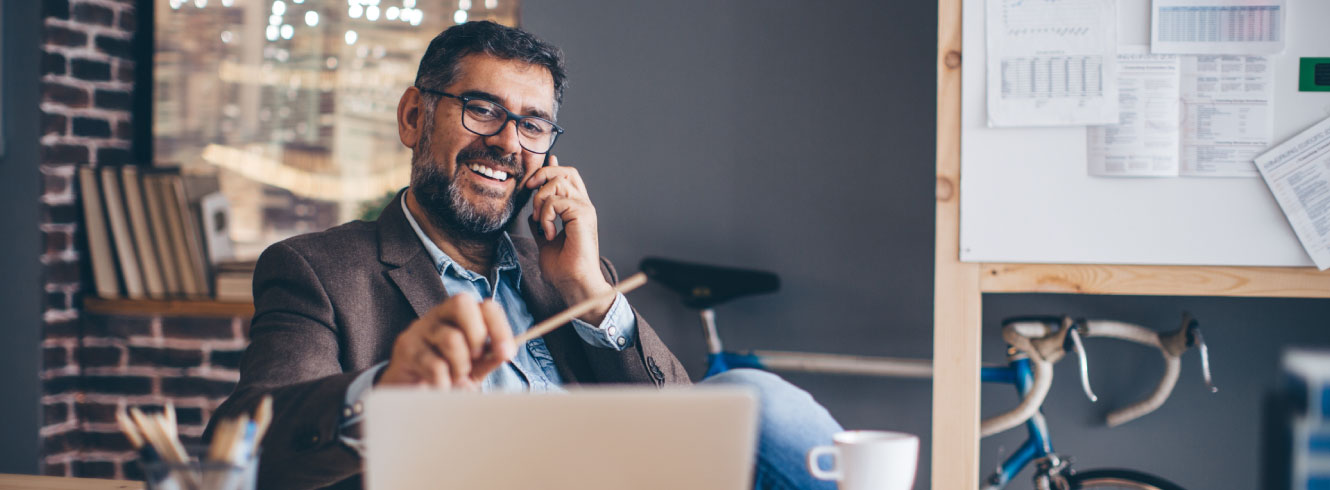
top-left (78, 164), bottom-right (253, 302)
top-left (1279, 350), bottom-right (1330, 490)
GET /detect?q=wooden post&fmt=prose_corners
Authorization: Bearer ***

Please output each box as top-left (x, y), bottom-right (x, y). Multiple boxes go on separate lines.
top-left (933, 0), bottom-right (982, 488)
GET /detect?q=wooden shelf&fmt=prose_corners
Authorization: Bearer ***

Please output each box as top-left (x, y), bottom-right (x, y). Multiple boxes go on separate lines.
top-left (83, 297), bottom-right (254, 318)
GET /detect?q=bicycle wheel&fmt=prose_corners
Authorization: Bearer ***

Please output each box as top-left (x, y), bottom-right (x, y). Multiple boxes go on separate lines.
top-left (1066, 468), bottom-right (1185, 490)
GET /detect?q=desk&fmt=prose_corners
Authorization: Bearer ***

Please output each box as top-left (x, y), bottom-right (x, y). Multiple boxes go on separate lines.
top-left (0, 475), bottom-right (142, 490)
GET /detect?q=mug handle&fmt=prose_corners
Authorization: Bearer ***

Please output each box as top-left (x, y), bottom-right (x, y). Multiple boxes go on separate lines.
top-left (806, 445), bottom-right (841, 481)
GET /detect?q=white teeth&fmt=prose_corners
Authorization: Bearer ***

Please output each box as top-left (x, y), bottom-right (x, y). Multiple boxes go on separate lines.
top-left (467, 163), bottom-right (508, 181)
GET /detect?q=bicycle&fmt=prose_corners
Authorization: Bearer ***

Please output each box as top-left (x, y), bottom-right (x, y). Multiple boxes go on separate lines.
top-left (639, 257), bottom-right (1219, 490)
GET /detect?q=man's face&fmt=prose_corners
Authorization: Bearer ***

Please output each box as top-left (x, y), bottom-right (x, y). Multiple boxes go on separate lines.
top-left (410, 53), bottom-right (555, 236)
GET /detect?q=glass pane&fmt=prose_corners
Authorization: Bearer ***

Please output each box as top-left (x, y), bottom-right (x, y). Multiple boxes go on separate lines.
top-left (155, 0), bottom-right (519, 259)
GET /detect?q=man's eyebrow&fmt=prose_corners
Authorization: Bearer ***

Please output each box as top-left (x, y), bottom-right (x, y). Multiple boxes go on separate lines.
top-left (458, 89), bottom-right (553, 120)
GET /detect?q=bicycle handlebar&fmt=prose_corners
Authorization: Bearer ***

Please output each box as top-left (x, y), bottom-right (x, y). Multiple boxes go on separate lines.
top-left (980, 316), bottom-right (1199, 437)
top-left (1082, 320), bottom-right (1186, 427)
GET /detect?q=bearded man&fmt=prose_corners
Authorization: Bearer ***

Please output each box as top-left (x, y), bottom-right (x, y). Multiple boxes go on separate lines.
top-left (209, 21), bottom-right (842, 490)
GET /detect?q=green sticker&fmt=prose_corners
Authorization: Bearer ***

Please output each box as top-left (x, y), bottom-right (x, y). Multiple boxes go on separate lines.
top-left (1301, 58), bottom-right (1330, 92)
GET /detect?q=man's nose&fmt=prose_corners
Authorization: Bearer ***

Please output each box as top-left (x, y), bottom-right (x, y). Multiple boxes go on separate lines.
top-left (484, 119), bottom-right (523, 158)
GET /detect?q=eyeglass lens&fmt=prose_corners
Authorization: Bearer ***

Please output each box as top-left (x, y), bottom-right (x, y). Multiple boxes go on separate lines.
top-left (461, 99), bottom-right (557, 153)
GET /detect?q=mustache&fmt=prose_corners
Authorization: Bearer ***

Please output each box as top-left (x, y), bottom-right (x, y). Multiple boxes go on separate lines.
top-left (455, 147), bottom-right (523, 177)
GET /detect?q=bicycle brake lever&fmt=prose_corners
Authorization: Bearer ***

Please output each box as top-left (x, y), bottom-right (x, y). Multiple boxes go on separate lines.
top-left (1190, 326), bottom-right (1219, 393)
top-left (1067, 326), bottom-right (1098, 403)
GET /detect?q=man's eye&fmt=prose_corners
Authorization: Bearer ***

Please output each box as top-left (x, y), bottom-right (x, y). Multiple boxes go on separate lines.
top-left (519, 119), bottom-right (548, 134)
top-left (467, 105), bottom-right (498, 119)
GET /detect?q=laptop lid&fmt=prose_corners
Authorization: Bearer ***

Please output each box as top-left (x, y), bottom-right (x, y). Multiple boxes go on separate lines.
top-left (364, 387), bottom-right (757, 490)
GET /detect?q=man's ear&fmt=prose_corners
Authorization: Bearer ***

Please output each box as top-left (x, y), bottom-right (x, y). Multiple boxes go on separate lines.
top-left (397, 86), bottom-right (424, 148)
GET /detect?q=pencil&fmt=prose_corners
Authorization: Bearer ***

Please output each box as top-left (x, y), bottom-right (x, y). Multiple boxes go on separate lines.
top-left (513, 272), bottom-right (647, 345)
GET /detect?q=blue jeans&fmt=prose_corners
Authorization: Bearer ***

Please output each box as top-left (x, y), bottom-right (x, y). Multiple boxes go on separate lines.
top-left (699, 369), bottom-right (843, 490)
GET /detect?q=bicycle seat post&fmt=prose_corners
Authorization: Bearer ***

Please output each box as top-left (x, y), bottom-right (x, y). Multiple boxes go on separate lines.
top-left (700, 308), bottom-right (723, 354)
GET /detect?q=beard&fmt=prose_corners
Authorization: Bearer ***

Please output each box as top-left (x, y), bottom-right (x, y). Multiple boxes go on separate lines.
top-left (409, 136), bottom-right (531, 239)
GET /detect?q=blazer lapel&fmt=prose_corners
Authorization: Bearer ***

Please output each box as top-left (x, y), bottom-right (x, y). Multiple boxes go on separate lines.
top-left (378, 190), bottom-right (449, 319)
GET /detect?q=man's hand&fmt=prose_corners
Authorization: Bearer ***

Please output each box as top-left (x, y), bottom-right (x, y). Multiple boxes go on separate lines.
top-left (377, 293), bottom-right (517, 389)
top-left (525, 155), bottom-right (616, 324)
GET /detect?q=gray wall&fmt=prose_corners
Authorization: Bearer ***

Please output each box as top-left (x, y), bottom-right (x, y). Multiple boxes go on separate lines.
top-left (0, 0), bottom-right (46, 475)
top-left (521, 1), bottom-right (938, 488)
top-left (523, 2), bottom-right (1330, 490)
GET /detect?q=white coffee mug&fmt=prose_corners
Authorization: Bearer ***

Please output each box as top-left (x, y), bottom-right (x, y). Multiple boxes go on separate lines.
top-left (806, 430), bottom-right (919, 490)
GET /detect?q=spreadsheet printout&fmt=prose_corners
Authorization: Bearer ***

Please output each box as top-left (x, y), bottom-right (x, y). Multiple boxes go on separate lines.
top-left (985, 0), bottom-right (1119, 127)
top-left (1151, 0), bottom-right (1286, 55)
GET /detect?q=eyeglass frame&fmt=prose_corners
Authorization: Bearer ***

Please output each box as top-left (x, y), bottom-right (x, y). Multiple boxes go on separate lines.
top-left (415, 86), bottom-right (564, 154)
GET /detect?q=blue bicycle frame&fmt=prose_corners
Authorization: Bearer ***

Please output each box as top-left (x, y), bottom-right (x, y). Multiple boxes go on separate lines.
top-left (704, 352), bottom-right (1047, 488)
top-left (979, 358), bottom-right (1050, 487)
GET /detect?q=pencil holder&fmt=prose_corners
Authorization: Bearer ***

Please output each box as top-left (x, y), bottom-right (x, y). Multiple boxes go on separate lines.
top-left (138, 448), bottom-right (258, 490)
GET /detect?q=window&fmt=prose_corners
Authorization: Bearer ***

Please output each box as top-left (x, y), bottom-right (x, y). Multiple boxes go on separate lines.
top-left (155, 0), bottom-right (519, 259)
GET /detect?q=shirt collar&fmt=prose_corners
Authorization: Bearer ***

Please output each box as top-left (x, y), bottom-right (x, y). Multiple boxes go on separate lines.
top-left (400, 192), bottom-right (523, 288)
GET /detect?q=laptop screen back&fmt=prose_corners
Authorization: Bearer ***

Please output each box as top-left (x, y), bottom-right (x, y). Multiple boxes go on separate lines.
top-left (364, 388), bottom-right (757, 490)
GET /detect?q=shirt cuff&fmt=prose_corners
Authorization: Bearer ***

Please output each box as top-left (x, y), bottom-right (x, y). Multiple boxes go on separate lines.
top-left (570, 292), bottom-right (637, 351)
top-left (338, 361), bottom-right (389, 454)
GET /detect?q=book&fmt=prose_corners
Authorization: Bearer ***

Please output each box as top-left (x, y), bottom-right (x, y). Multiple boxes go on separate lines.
top-left (100, 166), bottom-right (145, 299)
top-left (142, 173), bottom-right (182, 296)
top-left (78, 166), bottom-right (121, 299)
top-left (167, 174), bottom-right (211, 297)
top-left (121, 166), bottom-right (166, 299)
top-left (213, 260), bottom-right (256, 303)
top-left (157, 174), bottom-right (202, 298)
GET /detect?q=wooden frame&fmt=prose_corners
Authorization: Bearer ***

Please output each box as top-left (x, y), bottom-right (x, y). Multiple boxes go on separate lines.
top-left (931, 0), bottom-right (1330, 488)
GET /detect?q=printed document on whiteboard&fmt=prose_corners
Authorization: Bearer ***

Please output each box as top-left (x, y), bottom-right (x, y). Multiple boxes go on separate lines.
top-left (1088, 48), bottom-right (1181, 177)
top-left (1254, 116), bottom-right (1330, 270)
top-left (1179, 55), bottom-right (1274, 177)
top-left (1151, 0), bottom-right (1285, 55)
top-left (986, 0), bottom-right (1119, 127)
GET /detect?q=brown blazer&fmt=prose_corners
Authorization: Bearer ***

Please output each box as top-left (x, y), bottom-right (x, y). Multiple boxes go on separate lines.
top-left (208, 191), bottom-right (691, 490)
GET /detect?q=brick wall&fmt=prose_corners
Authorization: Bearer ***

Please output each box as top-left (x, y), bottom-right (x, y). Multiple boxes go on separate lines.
top-left (43, 315), bottom-right (247, 478)
top-left (38, 0), bottom-right (248, 478)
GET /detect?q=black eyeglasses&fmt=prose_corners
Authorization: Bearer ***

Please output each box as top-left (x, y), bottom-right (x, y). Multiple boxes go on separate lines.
top-left (416, 87), bottom-right (564, 154)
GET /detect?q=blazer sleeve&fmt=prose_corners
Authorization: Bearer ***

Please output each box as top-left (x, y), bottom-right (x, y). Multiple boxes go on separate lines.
top-left (573, 257), bottom-right (691, 387)
top-left (206, 242), bottom-right (365, 490)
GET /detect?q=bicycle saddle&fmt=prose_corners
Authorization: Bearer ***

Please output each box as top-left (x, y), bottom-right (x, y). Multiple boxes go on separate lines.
top-left (639, 257), bottom-right (780, 309)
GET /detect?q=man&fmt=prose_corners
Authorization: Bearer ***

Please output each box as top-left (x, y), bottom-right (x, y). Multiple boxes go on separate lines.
top-left (209, 21), bottom-right (840, 490)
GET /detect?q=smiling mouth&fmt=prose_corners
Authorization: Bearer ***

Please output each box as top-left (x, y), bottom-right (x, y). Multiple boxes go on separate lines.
top-left (466, 162), bottom-right (511, 182)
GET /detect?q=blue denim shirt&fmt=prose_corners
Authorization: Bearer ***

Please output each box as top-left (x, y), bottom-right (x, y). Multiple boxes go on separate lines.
top-left (339, 197), bottom-right (638, 452)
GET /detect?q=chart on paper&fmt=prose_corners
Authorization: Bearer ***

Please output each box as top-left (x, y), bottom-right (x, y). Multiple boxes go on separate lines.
top-left (986, 0), bottom-right (1118, 127)
top-left (1000, 0), bottom-right (1103, 37)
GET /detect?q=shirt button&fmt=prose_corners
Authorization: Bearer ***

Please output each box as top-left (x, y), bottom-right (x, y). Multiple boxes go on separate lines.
top-left (353, 402), bottom-right (363, 414)
top-left (607, 326), bottom-right (618, 336)
top-left (616, 336), bottom-right (627, 346)
top-left (343, 407), bottom-right (353, 418)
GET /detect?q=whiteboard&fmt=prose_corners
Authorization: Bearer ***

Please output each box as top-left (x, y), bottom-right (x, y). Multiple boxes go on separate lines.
top-left (961, 0), bottom-right (1330, 266)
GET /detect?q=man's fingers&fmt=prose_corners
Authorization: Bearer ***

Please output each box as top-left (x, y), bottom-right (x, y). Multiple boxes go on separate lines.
top-left (426, 326), bottom-right (475, 387)
top-left (472, 300), bottom-right (516, 379)
top-left (446, 294), bottom-right (490, 358)
top-left (525, 165), bottom-right (585, 193)
top-left (414, 347), bottom-right (451, 390)
top-left (538, 196), bottom-right (582, 237)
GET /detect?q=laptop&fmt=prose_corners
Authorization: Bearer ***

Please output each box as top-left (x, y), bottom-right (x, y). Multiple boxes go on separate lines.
top-left (364, 387), bottom-right (758, 490)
